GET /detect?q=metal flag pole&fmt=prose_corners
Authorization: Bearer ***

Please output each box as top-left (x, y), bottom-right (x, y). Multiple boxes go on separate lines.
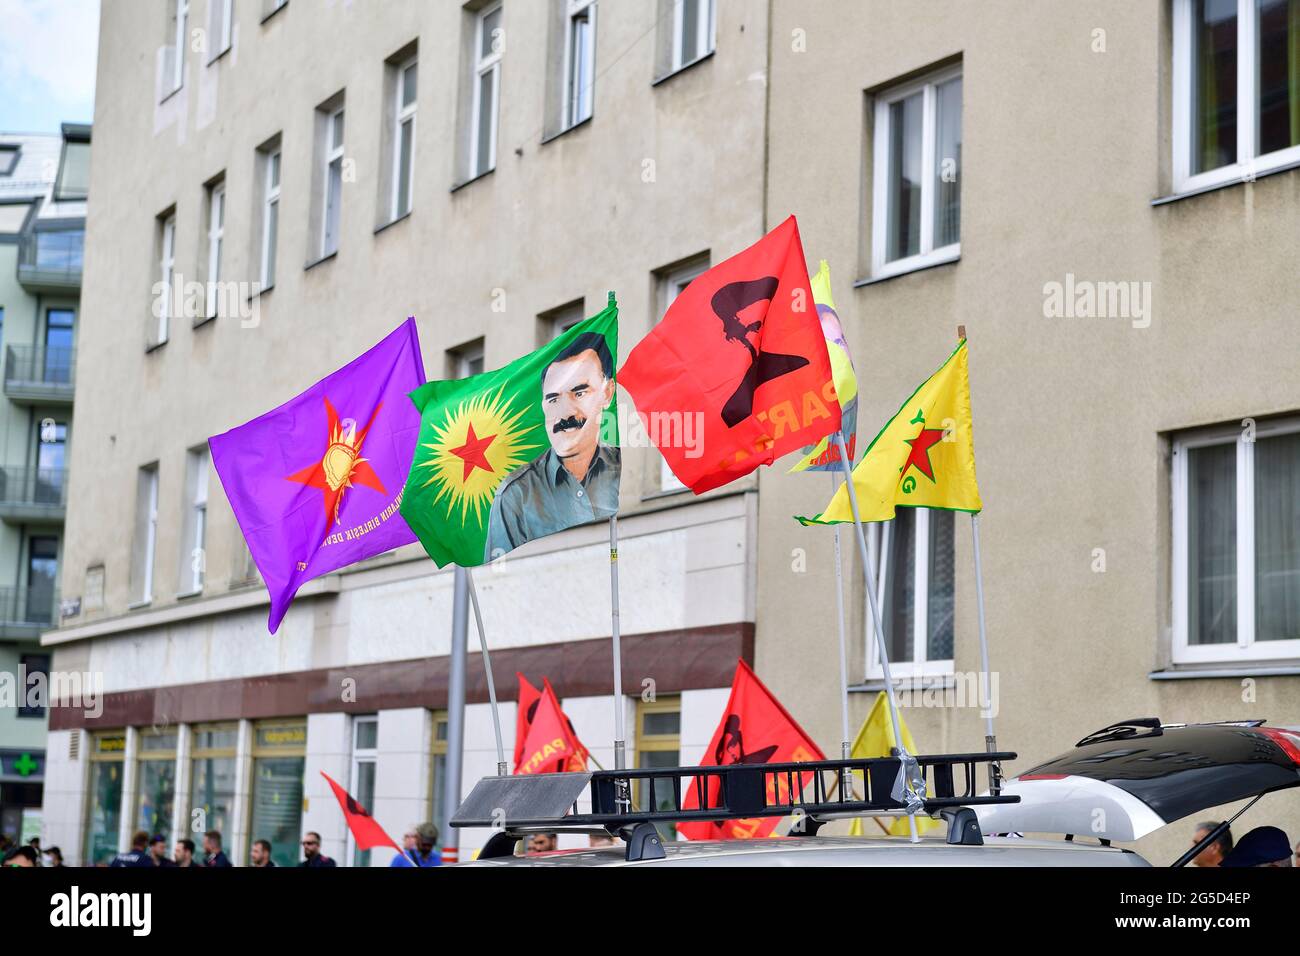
top-left (609, 515), bottom-right (627, 769)
top-left (960, 324), bottom-right (1001, 795)
top-left (464, 568), bottom-right (508, 777)
top-left (441, 565), bottom-right (470, 864)
top-left (832, 431), bottom-right (922, 842)
top-left (830, 474), bottom-right (852, 778)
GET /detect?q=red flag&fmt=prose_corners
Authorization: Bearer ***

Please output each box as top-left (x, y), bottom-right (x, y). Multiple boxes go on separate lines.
top-left (514, 672), bottom-right (543, 768)
top-left (620, 216), bottom-right (841, 493)
top-left (515, 678), bottom-right (589, 775)
top-left (679, 659), bottom-right (825, 841)
top-left (320, 771), bottom-right (401, 852)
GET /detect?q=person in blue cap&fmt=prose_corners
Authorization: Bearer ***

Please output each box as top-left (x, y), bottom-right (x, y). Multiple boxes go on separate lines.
top-left (1220, 826), bottom-right (1293, 867)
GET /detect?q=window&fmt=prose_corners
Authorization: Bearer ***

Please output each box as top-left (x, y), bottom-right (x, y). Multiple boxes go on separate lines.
top-left (190, 724), bottom-right (238, 842)
top-left (17, 654), bottom-right (49, 718)
top-left (259, 144), bottom-right (280, 287)
top-left (263, 0), bottom-right (288, 19)
top-left (470, 4), bottom-right (503, 179)
top-left (169, 0), bottom-right (190, 94)
top-left (565, 1), bottom-right (596, 128)
top-left (204, 178), bottom-right (225, 319)
top-left (36, 420), bottom-right (67, 507)
top-left (248, 719), bottom-right (306, 869)
top-left (209, 0), bottom-right (233, 61)
top-left (44, 308), bottom-right (74, 384)
top-left (539, 299), bottom-right (584, 344)
top-left (349, 715), bottom-right (379, 867)
top-left (153, 213), bottom-right (176, 347)
top-left (391, 55), bottom-right (418, 221)
top-left (449, 339), bottom-right (485, 379)
top-left (671, 0), bottom-right (715, 72)
top-left (867, 508), bottom-right (956, 678)
top-left (25, 536), bottom-right (58, 625)
top-left (180, 446), bottom-right (210, 595)
top-left (430, 711), bottom-right (449, 838)
top-left (136, 728), bottom-right (178, 844)
top-left (1173, 0), bottom-right (1300, 193)
top-left (634, 695), bottom-right (680, 839)
top-left (132, 464), bottom-right (159, 605)
top-left (1173, 419), bottom-right (1300, 663)
top-left (655, 258), bottom-right (708, 490)
top-left (320, 106), bottom-right (345, 258)
top-left (870, 64), bottom-right (962, 279)
top-left (84, 733), bottom-right (126, 865)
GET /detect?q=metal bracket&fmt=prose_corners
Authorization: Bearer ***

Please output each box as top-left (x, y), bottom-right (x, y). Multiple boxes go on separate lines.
top-left (940, 807), bottom-right (983, 846)
top-left (621, 821), bottom-right (666, 862)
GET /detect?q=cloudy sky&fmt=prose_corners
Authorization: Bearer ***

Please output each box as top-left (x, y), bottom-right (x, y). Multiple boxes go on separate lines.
top-left (0, 0), bottom-right (100, 134)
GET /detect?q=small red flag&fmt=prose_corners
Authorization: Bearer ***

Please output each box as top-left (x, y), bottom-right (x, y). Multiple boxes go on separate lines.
top-left (515, 677), bottom-right (589, 775)
top-left (514, 672), bottom-right (544, 768)
top-left (679, 659), bottom-right (826, 841)
top-left (620, 215), bottom-right (841, 493)
top-left (320, 771), bottom-right (401, 852)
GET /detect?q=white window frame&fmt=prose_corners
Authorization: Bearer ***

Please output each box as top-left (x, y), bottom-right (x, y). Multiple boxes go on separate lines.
top-left (347, 715), bottom-right (379, 868)
top-left (209, 0), bottom-right (233, 62)
top-left (391, 55), bottom-right (418, 221)
top-left (261, 149), bottom-right (280, 287)
top-left (183, 447), bottom-right (209, 594)
top-left (158, 215), bottom-right (176, 346)
top-left (1171, 418), bottom-right (1300, 664)
top-left (205, 181), bottom-right (225, 318)
top-left (657, 260), bottom-right (708, 491)
top-left (172, 0), bottom-right (190, 92)
top-left (139, 467), bottom-right (159, 605)
top-left (454, 342), bottom-right (485, 380)
top-left (671, 0), bottom-right (715, 72)
top-left (1172, 0), bottom-right (1300, 194)
top-left (564, 0), bottom-right (596, 129)
top-left (870, 63), bottom-right (962, 281)
top-left (865, 509), bottom-right (956, 680)
top-left (321, 107), bottom-right (345, 258)
top-left (470, 3), bottom-right (503, 179)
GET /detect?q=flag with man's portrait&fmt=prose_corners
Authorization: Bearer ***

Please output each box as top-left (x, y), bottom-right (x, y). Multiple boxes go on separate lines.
top-left (399, 300), bottom-right (619, 567)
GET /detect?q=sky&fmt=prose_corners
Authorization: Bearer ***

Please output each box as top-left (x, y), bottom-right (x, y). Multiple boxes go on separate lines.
top-left (0, 0), bottom-right (100, 134)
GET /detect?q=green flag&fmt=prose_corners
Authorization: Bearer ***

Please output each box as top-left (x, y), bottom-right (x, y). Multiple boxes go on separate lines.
top-left (400, 300), bottom-right (620, 567)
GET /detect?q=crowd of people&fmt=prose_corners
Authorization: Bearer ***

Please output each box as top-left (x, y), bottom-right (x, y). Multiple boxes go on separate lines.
top-left (0, 823), bottom-right (446, 867)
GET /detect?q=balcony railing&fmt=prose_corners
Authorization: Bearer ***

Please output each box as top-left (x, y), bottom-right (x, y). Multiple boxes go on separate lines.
top-left (0, 466), bottom-right (68, 510)
top-left (17, 228), bottom-right (84, 291)
top-left (4, 345), bottom-right (76, 401)
top-left (0, 585), bottom-right (60, 628)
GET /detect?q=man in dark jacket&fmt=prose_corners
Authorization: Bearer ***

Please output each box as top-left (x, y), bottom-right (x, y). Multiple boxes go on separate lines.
top-left (202, 830), bottom-right (232, 867)
top-left (110, 830), bottom-right (155, 867)
top-left (299, 831), bottom-right (336, 867)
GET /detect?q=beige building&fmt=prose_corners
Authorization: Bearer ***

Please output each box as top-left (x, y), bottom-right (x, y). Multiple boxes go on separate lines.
top-left (41, 0), bottom-right (1300, 866)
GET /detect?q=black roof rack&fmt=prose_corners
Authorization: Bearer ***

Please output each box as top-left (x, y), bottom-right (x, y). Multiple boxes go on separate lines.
top-left (452, 752), bottom-right (1018, 861)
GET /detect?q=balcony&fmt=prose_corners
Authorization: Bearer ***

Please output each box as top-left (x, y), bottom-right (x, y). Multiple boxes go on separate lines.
top-left (0, 585), bottom-right (60, 640)
top-left (4, 345), bottom-right (75, 404)
top-left (0, 466), bottom-right (67, 523)
top-left (17, 228), bottom-right (84, 293)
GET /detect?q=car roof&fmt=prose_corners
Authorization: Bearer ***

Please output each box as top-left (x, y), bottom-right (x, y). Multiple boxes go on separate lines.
top-left (461, 835), bottom-right (1149, 867)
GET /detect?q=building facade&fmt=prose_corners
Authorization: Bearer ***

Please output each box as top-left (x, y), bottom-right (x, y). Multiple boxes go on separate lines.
top-left (0, 123), bottom-right (87, 846)
top-left (43, 0), bottom-right (1300, 866)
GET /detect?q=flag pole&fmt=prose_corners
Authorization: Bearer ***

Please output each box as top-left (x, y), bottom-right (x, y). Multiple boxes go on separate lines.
top-left (441, 566), bottom-right (470, 864)
top-left (464, 568), bottom-right (508, 777)
top-left (960, 324), bottom-right (1001, 795)
top-left (607, 290), bottom-right (630, 811)
top-left (832, 432), bottom-right (922, 842)
top-left (830, 474), bottom-right (852, 782)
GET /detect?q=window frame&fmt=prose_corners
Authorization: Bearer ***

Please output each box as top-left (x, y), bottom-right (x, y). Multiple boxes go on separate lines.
top-left (189, 722), bottom-right (238, 845)
top-left (870, 63), bottom-right (963, 281)
top-left (171, 0), bottom-right (190, 93)
top-left (261, 148), bottom-right (280, 287)
top-left (181, 446), bottom-right (210, 595)
top-left (84, 732), bottom-right (127, 866)
top-left (391, 55), bottom-right (418, 221)
top-left (136, 465), bottom-right (160, 606)
top-left (157, 214), bottom-right (176, 346)
top-left (321, 106), bottom-right (345, 259)
top-left (205, 180), bottom-right (225, 319)
top-left (633, 694), bottom-right (680, 823)
top-left (135, 727), bottom-right (179, 842)
top-left (563, 0), bottom-right (596, 130)
top-left (209, 0), bottom-right (234, 62)
top-left (247, 718), bottom-right (307, 868)
top-left (1171, 0), bottom-right (1300, 194)
top-left (656, 259), bottom-right (709, 491)
top-left (347, 714), bottom-right (379, 867)
top-left (1171, 417), bottom-right (1300, 663)
top-left (430, 710), bottom-right (449, 841)
top-left (470, 3), bottom-right (503, 179)
top-left (865, 508), bottom-right (957, 680)
top-left (671, 0), bottom-right (715, 73)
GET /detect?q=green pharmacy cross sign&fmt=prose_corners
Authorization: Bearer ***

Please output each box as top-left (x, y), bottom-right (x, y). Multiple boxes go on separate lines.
top-left (14, 752), bottom-right (37, 776)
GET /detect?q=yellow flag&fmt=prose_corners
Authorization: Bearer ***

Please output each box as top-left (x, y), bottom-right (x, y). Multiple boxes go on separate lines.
top-left (797, 340), bottom-right (980, 525)
top-left (847, 692), bottom-right (941, 837)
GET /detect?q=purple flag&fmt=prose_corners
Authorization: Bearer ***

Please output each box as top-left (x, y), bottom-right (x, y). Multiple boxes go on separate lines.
top-left (209, 318), bottom-right (425, 633)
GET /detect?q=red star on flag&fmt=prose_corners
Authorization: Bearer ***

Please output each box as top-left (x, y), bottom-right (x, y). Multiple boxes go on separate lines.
top-left (450, 423), bottom-right (497, 482)
top-left (902, 426), bottom-right (945, 483)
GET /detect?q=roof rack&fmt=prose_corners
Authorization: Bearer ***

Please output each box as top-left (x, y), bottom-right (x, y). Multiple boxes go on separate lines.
top-left (452, 752), bottom-right (1018, 861)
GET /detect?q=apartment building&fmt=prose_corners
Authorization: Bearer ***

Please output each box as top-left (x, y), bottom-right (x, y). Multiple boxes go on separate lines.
top-left (0, 123), bottom-right (87, 846)
top-left (43, 0), bottom-right (1299, 867)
